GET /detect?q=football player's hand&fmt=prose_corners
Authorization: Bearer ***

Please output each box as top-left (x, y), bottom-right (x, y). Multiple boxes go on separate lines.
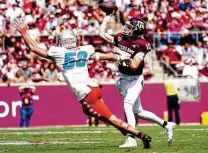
top-left (103, 10), bottom-right (115, 22)
top-left (119, 59), bottom-right (132, 67)
top-left (13, 17), bottom-right (28, 36)
top-left (108, 10), bottom-right (115, 16)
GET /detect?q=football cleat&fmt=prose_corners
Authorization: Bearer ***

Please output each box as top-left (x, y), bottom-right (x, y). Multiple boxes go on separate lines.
top-left (165, 122), bottom-right (176, 143)
top-left (142, 134), bottom-right (152, 149)
top-left (119, 137), bottom-right (137, 148)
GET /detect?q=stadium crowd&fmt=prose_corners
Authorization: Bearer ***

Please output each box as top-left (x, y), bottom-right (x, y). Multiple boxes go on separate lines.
top-left (0, 0), bottom-right (208, 83)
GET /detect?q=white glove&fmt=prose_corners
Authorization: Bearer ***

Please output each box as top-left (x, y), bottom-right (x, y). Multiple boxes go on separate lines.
top-left (119, 59), bottom-right (132, 67)
top-left (103, 11), bottom-right (115, 22)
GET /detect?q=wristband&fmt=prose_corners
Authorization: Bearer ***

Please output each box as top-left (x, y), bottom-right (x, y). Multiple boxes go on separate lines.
top-left (19, 26), bottom-right (27, 36)
top-left (116, 55), bottom-right (121, 61)
top-left (95, 52), bottom-right (100, 61)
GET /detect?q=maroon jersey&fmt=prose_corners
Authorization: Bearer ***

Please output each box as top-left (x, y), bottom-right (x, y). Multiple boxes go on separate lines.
top-left (114, 33), bottom-right (151, 75)
top-left (19, 88), bottom-right (34, 106)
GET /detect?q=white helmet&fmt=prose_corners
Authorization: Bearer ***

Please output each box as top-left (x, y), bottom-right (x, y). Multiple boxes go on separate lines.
top-left (58, 30), bottom-right (77, 49)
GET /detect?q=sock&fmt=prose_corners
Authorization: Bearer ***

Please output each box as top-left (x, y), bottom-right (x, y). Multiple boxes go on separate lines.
top-left (162, 121), bottom-right (168, 128)
top-left (128, 134), bottom-right (135, 139)
top-left (137, 132), bottom-right (145, 140)
top-left (135, 110), bottom-right (164, 126)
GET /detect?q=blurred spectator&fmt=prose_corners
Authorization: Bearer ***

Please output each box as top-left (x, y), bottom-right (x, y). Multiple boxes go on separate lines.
top-left (164, 75), bottom-right (180, 125)
top-left (5, 3), bottom-right (23, 22)
top-left (182, 58), bottom-right (199, 79)
top-left (199, 63), bottom-right (208, 78)
top-left (179, 0), bottom-right (194, 11)
top-left (143, 61), bottom-right (154, 80)
top-left (20, 61), bottom-right (33, 82)
top-left (14, 69), bottom-right (25, 83)
top-left (0, 0), bottom-right (208, 83)
top-left (43, 62), bottom-right (59, 82)
top-left (192, 41), bottom-right (206, 65)
top-left (162, 42), bottom-right (182, 76)
top-left (167, 18), bottom-right (182, 45)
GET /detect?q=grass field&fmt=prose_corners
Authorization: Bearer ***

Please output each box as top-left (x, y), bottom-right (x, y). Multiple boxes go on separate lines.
top-left (0, 125), bottom-right (208, 153)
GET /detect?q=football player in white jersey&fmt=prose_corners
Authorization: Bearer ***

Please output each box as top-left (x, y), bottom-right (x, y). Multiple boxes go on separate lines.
top-left (99, 13), bottom-right (176, 148)
top-left (13, 17), bottom-right (152, 149)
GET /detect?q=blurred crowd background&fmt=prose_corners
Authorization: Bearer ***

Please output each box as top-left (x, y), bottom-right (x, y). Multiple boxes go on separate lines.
top-left (0, 0), bottom-right (208, 84)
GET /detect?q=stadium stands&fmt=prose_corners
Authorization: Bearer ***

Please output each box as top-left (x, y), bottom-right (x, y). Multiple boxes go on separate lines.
top-left (0, 0), bottom-right (207, 83)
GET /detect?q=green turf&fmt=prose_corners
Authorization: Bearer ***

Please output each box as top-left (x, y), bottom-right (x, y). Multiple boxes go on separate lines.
top-left (0, 125), bottom-right (208, 153)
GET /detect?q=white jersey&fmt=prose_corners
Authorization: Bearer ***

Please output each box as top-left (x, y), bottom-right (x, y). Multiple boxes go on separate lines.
top-left (47, 45), bottom-right (98, 101)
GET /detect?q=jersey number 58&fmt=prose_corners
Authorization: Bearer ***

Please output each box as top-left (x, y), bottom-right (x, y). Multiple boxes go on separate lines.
top-left (63, 51), bottom-right (87, 70)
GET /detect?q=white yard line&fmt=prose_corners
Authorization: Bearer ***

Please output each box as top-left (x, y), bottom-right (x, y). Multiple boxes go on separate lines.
top-left (0, 131), bottom-right (107, 135)
top-left (0, 126), bottom-right (113, 131)
top-left (0, 123), bottom-right (201, 130)
top-left (0, 141), bottom-right (102, 145)
top-left (176, 128), bottom-right (208, 131)
top-left (0, 128), bottom-right (207, 135)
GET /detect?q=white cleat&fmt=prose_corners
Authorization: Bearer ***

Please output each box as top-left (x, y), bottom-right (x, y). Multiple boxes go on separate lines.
top-left (165, 122), bottom-right (176, 143)
top-left (119, 137), bottom-right (137, 148)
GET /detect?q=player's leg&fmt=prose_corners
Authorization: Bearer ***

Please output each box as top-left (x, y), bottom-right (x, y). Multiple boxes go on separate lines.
top-left (173, 96), bottom-right (180, 125)
top-left (81, 86), bottom-right (151, 149)
top-left (134, 97), bottom-right (166, 126)
top-left (20, 107), bottom-right (26, 127)
top-left (123, 76), bottom-right (175, 143)
top-left (88, 99), bottom-right (151, 149)
top-left (167, 97), bottom-right (174, 122)
top-left (119, 76), bottom-right (146, 147)
top-left (174, 107), bottom-right (180, 125)
top-left (82, 98), bottom-right (127, 135)
top-left (95, 117), bottom-right (99, 126)
top-left (134, 97), bottom-right (176, 143)
top-left (81, 86), bottom-right (126, 134)
top-left (116, 77), bottom-right (137, 147)
top-left (26, 106), bottom-right (34, 127)
top-left (107, 114), bottom-right (151, 149)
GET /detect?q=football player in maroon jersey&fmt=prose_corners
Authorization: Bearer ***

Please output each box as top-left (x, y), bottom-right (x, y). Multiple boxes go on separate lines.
top-left (99, 14), bottom-right (176, 148)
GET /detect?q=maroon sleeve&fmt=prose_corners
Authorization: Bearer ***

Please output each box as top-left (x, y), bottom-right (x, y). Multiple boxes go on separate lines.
top-left (132, 40), bottom-right (151, 57)
top-left (113, 33), bottom-right (122, 47)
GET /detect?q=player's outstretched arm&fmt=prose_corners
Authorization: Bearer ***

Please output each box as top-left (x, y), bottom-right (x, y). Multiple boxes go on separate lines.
top-left (13, 18), bottom-right (52, 60)
top-left (90, 52), bottom-right (121, 62)
top-left (99, 13), bottom-right (114, 44)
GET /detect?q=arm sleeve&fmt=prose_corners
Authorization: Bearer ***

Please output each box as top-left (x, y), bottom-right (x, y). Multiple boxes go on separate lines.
top-left (113, 34), bottom-right (119, 47)
top-left (87, 45), bottom-right (96, 59)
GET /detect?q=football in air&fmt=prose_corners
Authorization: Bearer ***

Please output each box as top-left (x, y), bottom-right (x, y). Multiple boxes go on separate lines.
top-left (99, 1), bottom-right (118, 15)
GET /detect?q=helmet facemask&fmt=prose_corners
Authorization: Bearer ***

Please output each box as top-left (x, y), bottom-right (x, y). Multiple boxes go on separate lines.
top-left (122, 21), bottom-right (134, 36)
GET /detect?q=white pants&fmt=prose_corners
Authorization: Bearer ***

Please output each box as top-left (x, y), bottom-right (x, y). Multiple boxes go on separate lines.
top-left (116, 74), bottom-right (144, 114)
top-left (116, 73), bottom-right (164, 129)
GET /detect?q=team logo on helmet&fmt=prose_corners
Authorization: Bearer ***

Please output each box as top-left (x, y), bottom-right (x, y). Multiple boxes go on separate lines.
top-left (122, 17), bottom-right (146, 37)
top-left (58, 30), bottom-right (77, 49)
top-left (118, 36), bottom-right (122, 41)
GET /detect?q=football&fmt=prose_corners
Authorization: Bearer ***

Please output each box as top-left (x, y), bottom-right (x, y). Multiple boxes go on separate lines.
top-left (99, 2), bottom-right (118, 15)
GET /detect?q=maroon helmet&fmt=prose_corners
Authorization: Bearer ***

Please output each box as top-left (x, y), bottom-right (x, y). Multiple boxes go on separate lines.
top-left (122, 17), bottom-right (146, 37)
